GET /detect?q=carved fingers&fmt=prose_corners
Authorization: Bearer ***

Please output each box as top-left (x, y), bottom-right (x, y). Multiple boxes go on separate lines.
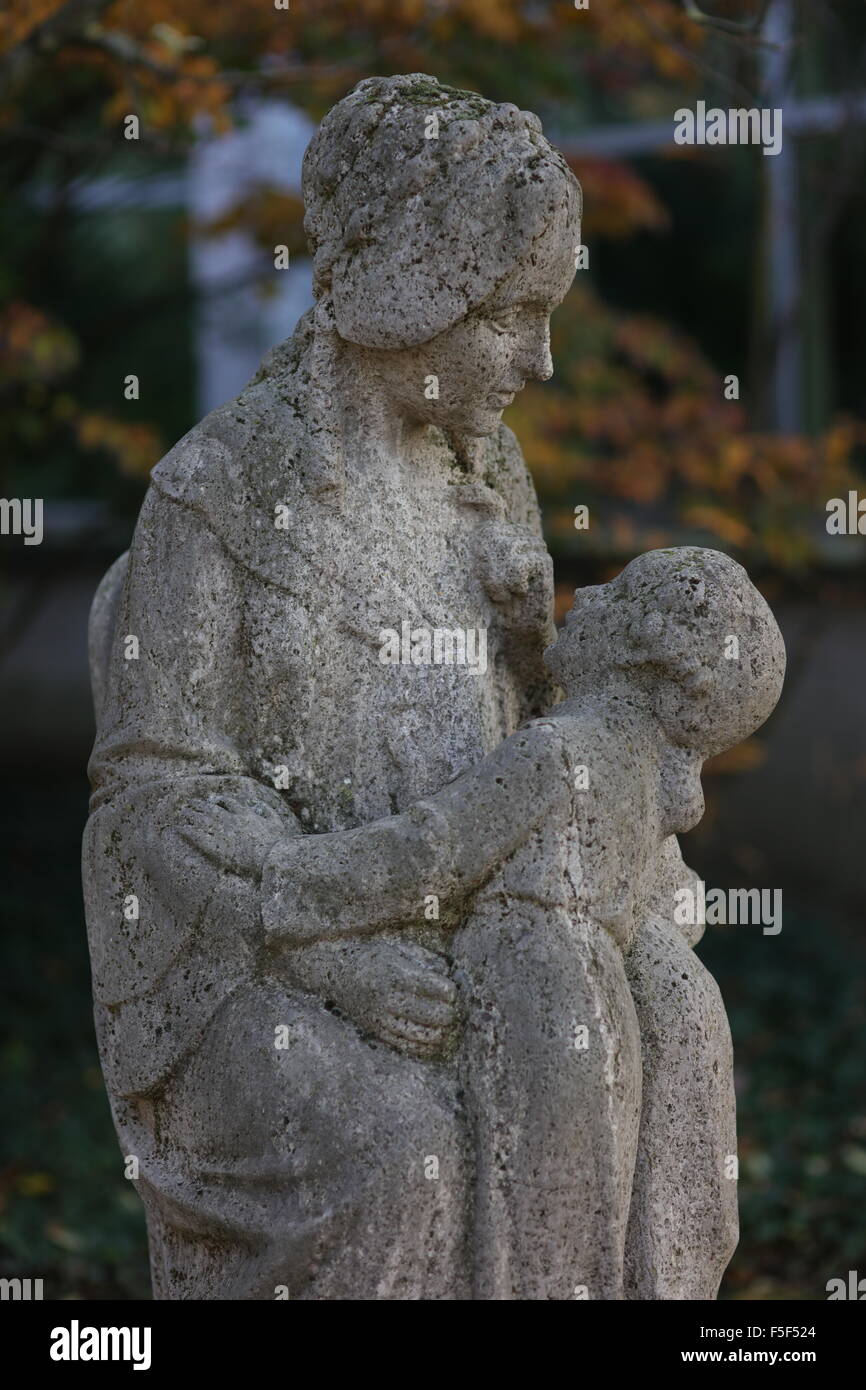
top-left (375, 940), bottom-right (461, 1059)
top-left (179, 794), bottom-right (291, 876)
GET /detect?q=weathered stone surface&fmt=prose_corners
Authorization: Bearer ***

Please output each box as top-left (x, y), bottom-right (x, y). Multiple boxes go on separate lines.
top-left (454, 548), bottom-right (783, 1299)
top-left (82, 73), bottom-right (784, 1300)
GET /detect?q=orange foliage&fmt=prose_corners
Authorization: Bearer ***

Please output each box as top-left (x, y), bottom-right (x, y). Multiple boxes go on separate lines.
top-left (75, 410), bottom-right (162, 477)
top-left (195, 187), bottom-right (307, 257)
top-left (0, 301), bottom-right (162, 478)
top-left (0, 0), bottom-right (709, 136)
top-left (571, 158), bottom-right (670, 239)
top-left (0, 301), bottom-right (79, 383)
top-left (508, 284), bottom-right (863, 574)
top-left (0, 0), bottom-right (63, 52)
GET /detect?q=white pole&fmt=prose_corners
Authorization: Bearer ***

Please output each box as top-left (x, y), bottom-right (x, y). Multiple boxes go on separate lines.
top-left (763, 0), bottom-right (801, 432)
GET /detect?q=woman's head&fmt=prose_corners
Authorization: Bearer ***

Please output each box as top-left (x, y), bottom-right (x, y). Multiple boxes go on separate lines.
top-left (301, 74), bottom-right (581, 437)
top-left (545, 548), bottom-right (786, 758)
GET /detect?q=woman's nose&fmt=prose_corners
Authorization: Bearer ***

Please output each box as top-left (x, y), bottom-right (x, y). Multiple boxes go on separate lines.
top-left (518, 320), bottom-right (553, 381)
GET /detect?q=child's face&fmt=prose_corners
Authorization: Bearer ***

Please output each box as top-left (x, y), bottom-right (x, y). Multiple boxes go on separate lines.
top-left (542, 586), bottom-right (605, 694)
top-left (657, 741), bottom-right (705, 835)
top-left (653, 679), bottom-right (718, 755)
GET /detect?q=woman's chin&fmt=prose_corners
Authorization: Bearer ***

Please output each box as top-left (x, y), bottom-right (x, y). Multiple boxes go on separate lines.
top-left (452, 407), bottom-right (505, 438)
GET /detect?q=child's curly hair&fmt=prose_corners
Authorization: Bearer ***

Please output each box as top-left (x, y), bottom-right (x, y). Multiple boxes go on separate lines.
top-left (546, 547), bottom-right (786, 754)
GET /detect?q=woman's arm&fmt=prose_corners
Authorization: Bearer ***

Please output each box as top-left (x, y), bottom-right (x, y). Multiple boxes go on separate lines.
top-left (85, 487), bottom-right (299, 1011)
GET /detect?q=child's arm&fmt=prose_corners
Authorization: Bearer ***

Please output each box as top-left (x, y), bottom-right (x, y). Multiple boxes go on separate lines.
top-left (257, 717), bottom-right (574, 948)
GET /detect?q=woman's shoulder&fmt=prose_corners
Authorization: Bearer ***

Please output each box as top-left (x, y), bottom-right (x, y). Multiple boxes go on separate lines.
top-left (150, 310), bottom-right (318, 518)
top-left (149, 388), bottom-right (297, 514)
top-left (138, 331), bottom-right (328, 594)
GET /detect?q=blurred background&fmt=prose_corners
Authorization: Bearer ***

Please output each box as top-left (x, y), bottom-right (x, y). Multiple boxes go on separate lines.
top-left (1, 0), bottom-right (865, 1300)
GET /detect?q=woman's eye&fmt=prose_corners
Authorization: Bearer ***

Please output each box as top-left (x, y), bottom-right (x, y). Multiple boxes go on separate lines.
top-left (489, 310), bottom-right (520, 333)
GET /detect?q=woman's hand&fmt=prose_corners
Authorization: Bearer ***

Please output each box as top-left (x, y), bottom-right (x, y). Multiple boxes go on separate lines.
top-left (180, 795), bottom-right (290, 877)
top-left (274, 934), bottom-right (461, 1061)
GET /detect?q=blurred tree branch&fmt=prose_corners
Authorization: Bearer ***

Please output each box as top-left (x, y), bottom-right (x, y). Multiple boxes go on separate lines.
top-left (74, 29), bottom-right (364, 92)
top-left (629, 0), bottom-right (760, 103)
top-left (683, 0), bottom-right (774, 39)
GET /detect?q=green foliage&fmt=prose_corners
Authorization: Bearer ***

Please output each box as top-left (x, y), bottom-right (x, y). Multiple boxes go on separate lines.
top-left (699, 910), bottom-right (866, 1299)
top-left (0, 778), bottom-right (149, 1300)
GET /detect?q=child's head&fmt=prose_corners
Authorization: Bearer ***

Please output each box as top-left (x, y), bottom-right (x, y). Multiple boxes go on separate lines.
top-left (544, 547), bottom-right (785, 758)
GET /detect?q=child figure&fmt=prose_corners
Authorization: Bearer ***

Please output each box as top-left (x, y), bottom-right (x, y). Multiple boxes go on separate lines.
top-left (452, 546), bottom-right (785, 1299)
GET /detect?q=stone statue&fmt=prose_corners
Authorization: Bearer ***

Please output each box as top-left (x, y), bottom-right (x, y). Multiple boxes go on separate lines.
top-left (82, 73), bottom-right (785, 1300)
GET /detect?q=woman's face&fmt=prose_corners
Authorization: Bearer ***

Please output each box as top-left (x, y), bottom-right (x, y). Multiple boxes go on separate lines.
top-left (360, 205), bottom-right (578, 439)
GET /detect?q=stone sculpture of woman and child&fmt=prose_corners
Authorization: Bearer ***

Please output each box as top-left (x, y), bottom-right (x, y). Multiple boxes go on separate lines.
top-left (82, 74), bottom-right (785, 1300)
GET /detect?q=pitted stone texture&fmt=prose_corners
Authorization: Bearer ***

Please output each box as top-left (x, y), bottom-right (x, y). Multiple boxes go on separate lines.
top-left (303, 73), bottom-right (582, 350)
top-left (453, 548), bottom-right (783, 1298)
top-left (82, 74), bottom-right (783, 1301)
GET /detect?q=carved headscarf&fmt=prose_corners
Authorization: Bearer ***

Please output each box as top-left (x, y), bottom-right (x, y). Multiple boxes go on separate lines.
top-left (302, 72), bottom-right (582, 349)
